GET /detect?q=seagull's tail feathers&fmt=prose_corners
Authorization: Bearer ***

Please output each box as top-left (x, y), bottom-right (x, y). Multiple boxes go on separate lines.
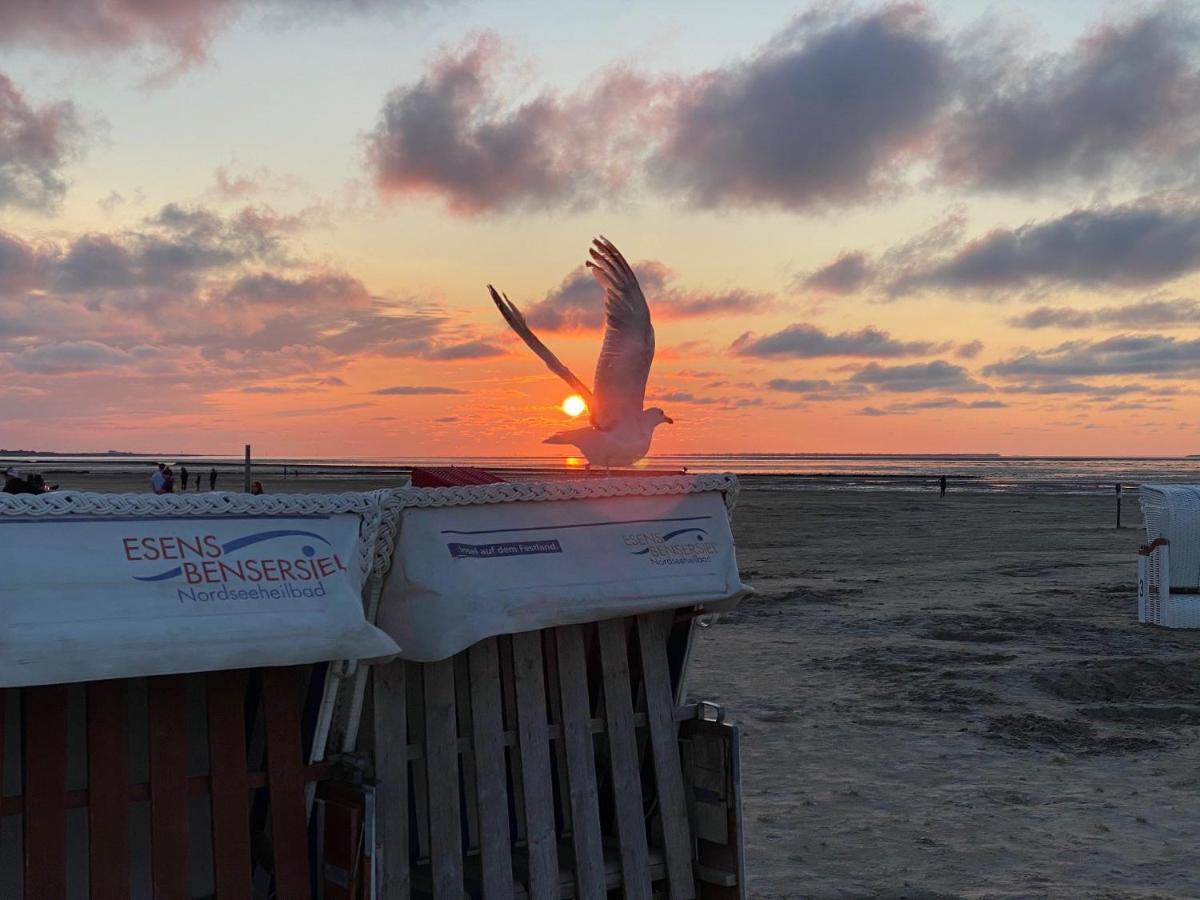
top-left (542, 426), bottom-right (593, 445)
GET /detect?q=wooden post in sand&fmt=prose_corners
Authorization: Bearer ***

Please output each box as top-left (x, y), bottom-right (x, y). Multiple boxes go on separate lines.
top-left (244, 444), bottom-right (251, 493)
top-left (1115, 483), bottom-right (1123, 529)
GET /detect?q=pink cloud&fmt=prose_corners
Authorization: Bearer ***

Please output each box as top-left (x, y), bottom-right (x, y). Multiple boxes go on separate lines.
top-left (0, 73), bottom-right (85, 210)
top-left (366, 33), bottom-right (671, 214)
top-left (0, 1), bottom-right (447, 80)
top-left (0, 0), bottom-right (236, 75)
top-left (521, 258), bottom-right (769, 331)
top-left (0, 206), bottom-right (494, 400)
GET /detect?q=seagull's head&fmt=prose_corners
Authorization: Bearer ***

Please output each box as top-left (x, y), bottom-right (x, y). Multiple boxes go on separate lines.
top-left (643, 407), bottom-right (674, 431)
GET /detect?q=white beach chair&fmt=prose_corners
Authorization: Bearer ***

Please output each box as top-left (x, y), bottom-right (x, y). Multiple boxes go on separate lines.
top-left (1138, 484), bottom-right (1200, 628)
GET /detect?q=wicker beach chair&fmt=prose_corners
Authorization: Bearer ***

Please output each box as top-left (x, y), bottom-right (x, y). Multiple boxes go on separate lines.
top-left (1138, 484), bottom-right (1200, 628)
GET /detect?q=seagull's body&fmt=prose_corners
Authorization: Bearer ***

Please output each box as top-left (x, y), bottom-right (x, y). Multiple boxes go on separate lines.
top-left (542, 410), bottom-right (669, 468)
top-left (490, 238), bottom-right (672, 468)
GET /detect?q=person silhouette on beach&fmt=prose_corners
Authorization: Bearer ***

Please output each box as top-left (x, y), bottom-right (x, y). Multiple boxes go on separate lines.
top-left (151, 463), bottom-right (166, 494)
top-left (180, 465), bottom-right (189, 491)
top-left (939, 475), bottom-right (948, 497)
top-left (209, 467), bottom-right (217, 490)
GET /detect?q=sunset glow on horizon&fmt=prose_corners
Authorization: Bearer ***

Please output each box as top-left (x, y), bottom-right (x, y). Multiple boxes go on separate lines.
top-left (2, 2), bottom-right (1199, 458)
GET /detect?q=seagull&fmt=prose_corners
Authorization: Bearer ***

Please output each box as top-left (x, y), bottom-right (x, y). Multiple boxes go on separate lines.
top-left (489, 237), bottom-right (673, 468)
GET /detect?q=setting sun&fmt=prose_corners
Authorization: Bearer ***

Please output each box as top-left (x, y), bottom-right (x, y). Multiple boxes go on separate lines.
top-left (561, 395), bottom-right (588, 417)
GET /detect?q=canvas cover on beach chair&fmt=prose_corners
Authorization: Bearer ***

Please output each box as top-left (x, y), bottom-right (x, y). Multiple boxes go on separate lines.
top-left (376, 475), bottom-right (751, 661)
top-left (0, 492), bottom-right (402, 688)
top-left (1138, 484), bottom-right (1200, 628)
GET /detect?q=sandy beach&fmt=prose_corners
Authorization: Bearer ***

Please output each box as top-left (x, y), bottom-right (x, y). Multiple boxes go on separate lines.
top-left (692, 484), bottom-right (1200, 900)
top-left (12, 466), bottom-right (1199, 898)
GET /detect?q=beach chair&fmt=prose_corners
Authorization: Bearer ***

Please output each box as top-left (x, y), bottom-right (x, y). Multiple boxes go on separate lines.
top-left (1, 474), bottom-right (751, 897)
top-left (1138, 485), bottom-right (1200, 628)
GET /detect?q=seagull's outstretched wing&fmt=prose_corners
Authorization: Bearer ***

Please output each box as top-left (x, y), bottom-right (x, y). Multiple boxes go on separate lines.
top-left (489, 285), bottom-right (595, 406)
top-left (587, 237), bottom-right (654, 430)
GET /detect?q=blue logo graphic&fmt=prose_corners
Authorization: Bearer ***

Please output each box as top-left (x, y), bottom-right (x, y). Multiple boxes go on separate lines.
top-left (630, 527), bottom-right (709, 554)
top-left (133, 529), bottom-right (331, 582)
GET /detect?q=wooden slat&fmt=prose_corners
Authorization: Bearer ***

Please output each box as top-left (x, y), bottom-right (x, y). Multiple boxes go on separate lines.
top-left (511, 630), bottom-right (558, 900)
top-left (598, 619), bottom-right (652, 900)
top-left (406, 663), bottom-right (431, 860)
top-left (0, 688), bottom-right (5, 781)
top-left (24, 684), bottom-right (68, 899)
top-left (88, 680), bottom-right (131, 900)
top-left (541, 629), bottom-right (572, 833)
top-left (554, 625), bottom-right (605, 899)
top-left (148, 674), bottom-right (190, 900)
top-left (373, 658), bottom-right (411, 897)
top-left (0, 689), bottom-right (6, 820)
top-left (207, 669), bottom-right (252, 900)
top-left (496, 636), bottom-right (527, 844)
top-left (468, 639), bottom-right (514, 899)
top-left (454, 651), bottom-right (481, 853)
top-left (424, 657), bottom-right (464, 898)
top-left (637, 613), bottom-right (696, 900)
top-left (262, 665), bottom-right (311, 900)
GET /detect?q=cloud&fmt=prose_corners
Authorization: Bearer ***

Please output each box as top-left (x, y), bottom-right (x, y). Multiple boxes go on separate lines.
top-left (371, 385), bottom-right (469, 395)
top-left (0, 203), bottom-right (310, 303)
top-left (0, 1), bottom-right (234, 75)
top-left (368, 8), bottom-right (952, 214)
top-left (9, 340), bottom-right (133, 374)
top-left (955, 339), bottom-right (984, 358)
top-left (731, 323), bottom-right (935, 359)
top-left (995, 380), bottom-right (1165, 397)
top-left (983, 334), bottom-right (1200, 379)
top-left (213, 164), bottom-right (258, 198)
top-left (848, 360), bottom-right (989, 392)
top-left (1008, 297), bottom-right (1200, 329)
top-left (0, 1), bottom-right (442, 79)
top-left (0, 206), bottom-right (490, 397)
top-left (649, 6), bottom-right (951, 210)
top-left (423, 339), bottom-right (506, 360)
top-left (521, 258), bottom-right (768, 331)
top-left (891, 201), bottom-right (1200, 294)
top-left (97, 190), bottom-right (125, 213)
top-left (0, 73), bottom-right (85, 211)
top-left (363, 8), bottom-right (1200, 215)
top-left (0, 230), bottom-right (46, 293)
top-left (941, 8), bottom-right (1200, 190)
top-left (765, 378), bottom-right (834, 393)
top-left (854, 396), bottom-right (1007, 415)
top-left (800, 252), bottom-right (872, 294)
top-left (367, 33), bottom-right (666, 214)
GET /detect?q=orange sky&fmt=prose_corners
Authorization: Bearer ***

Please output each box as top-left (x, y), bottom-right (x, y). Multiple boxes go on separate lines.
top-left (2, 2), bottom-right (1199, 457)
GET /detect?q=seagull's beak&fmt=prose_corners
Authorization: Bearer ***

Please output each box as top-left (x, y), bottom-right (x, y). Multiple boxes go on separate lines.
top-left (665, 416), bottom-right (674, 424)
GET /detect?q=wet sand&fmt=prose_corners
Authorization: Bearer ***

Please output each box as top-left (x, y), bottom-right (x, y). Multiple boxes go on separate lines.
top-left (17, 467), bottom-right (1200, 897)
top-left (690, 485), bottom-right (1200, 900)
